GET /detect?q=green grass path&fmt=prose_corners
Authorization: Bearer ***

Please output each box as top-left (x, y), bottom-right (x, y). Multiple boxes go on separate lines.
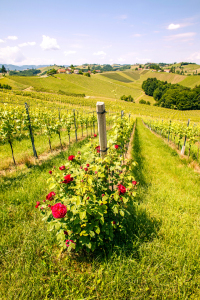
top-left (130, 118), bottom-right (200, 299)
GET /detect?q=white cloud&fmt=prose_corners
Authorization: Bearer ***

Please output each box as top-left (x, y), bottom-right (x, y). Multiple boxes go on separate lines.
top-left (0, 46), bottom-right (25, 63)
top-left (165, 32), bottom-right (196, 41)
top-left (40, 35), bottom-right (60, 50)
top-left (188, 52), bottom-right (200, 61)
top-left (167, 23), bottom-right (181, 30)
top-left (64, 50), bottom-right (77, 56)
top-left (18, 42), bottom-right (36, 47)
top-left (132, 34), bottom-right (142, 37)
top-left (0, 39), bottom-right (5, 43)
top-left (167, 22), bottom-right (193, 30)
top-left (7, 36), bottom-right (18, 40)
top-left (93, 51), bottom-right (106, 56)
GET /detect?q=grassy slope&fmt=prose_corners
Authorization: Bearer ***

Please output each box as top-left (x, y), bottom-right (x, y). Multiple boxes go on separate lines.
top-left (1, 120), bottom-right (200, 299)
top-left (0, 77), bottom-right (28, 90)
top-left (9, 74), bottom-right (143, 99)
top-left (179, 75), bottom-right (200, 88)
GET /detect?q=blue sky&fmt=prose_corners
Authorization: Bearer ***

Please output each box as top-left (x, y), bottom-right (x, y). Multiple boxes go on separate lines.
top-left (0, 0), bottom-right (200, 65)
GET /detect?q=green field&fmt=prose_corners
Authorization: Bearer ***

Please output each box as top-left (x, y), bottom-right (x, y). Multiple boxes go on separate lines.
top-left (100, 72), bottom-right (133, 83)
top-left (122, 71), bottom-right (140, 80)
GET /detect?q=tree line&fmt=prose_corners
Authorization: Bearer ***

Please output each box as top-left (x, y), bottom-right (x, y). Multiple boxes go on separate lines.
top-left (9, 69), bottom-right (41, 76)
top-left (142, 78), bottom-right (200, 110)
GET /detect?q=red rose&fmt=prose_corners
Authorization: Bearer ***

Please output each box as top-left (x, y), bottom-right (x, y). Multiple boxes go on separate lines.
top-left (51, 203), bottom-right (67, 218)
top-left (94, 134), bottom-right (97, 137)
top-left (65, 239), bottom-right (76, 247)
top-left (84, 168), bottom-right (88, 172)
top-left (46, 191), bottom-right (56, 201)
top-left (113, 221), bottom-right (116, 225)
top-left (68, 155), bottom-right (75, 161)
top-left (115, 145), bottom-right (119, 149)
top-left (64, 231), bottom-right (68, 235)
top-left (49, 170), bottom-right (52, 174)
top-left (95, 146), bottom-right (100, 153)
top-left (118, 184), bottom-right (126, 195)
top-left (86, 164), bottom-right (90, 167)
top-left (62, 174), bottom-right (73, 184)
top-left (132, 181), bottom-right (137, 186)
top-left (59, 165), bottom-right (65, 170)
top-left (35, 201), bottom-right (40, 208)
top-left (102, 194), bottom-right (105, 197)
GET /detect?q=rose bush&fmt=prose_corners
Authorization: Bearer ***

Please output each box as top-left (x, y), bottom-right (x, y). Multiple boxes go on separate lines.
top-left (37, 115), bottom-right (137, 253)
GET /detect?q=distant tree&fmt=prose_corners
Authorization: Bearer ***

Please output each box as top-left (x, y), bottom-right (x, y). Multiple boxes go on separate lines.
top-left (139, 64), bottom-right (142, 68)
top-left (120, 95), bottom-right (134, 102)
top-left (79, 70), bottom-right (83, 75)
top-left (1, 65), bottom-right (6, 74)
top-left (92, 70), bottom-right (96, 74)
top-left (84, 72), bottom-right (90, 77)
top-left (47, 68), bottom-right (57, 76)
top-left (88, 66), bottom-right (90, 71)
top-left (139, 99), bottom-right (146, 104)
top-left (135, 67), bottom-right (138, 70)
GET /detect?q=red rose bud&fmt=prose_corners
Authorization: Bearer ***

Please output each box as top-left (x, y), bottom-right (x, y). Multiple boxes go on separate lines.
top-left (77, 151), bottom-right (81, 155)
top-left (86, 164), bottom-right (90, 167)
top-left (43, 199), bottom-right (46, 202)
top-left (118, 184), bottom-right (126, 195)
top-left (132, 181), bottom-right (137, 186)
top-left (95, 171), bottom-right (98, 174)
top-left (35, 201), bottom-right (40, 208)
top-left (64, 231), bottom-right (68, 235)
top-left (62, 174), bottom-right (73, 184)
top-left (49, 170), bottom-right (52, 174)
top-left (102, 194), bottom-right (105, 197)
top-left (59, 165), bottom-right (65, 170)
top-left (48, 204), bottom-right (51, 208)
top-left (68, 155), bottom-right (75, 161)
top-left (80, 166), bottom-right (83, 169)
top-left (115, 145), bottom-right (119, 149)
top-left (87, 197), bottom-right (89, 200)
top-left (94, 134), bottom-right (97, 137)
top-left (51, 203), bottom-right (67, 219)
top-left (84, 168), bottom-right (88, 172)
top-left (113, 221), bottom-right (116, 225)
top-left (46, 191), bottom-right (56, 201)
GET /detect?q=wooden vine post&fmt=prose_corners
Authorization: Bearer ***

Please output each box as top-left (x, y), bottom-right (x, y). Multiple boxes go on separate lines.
top-left (181, 119), bottom-right (190, 155)
top-left (25, 102), bottom-right (38, 159)
top-left (96, 102), bottom-right (107, 159)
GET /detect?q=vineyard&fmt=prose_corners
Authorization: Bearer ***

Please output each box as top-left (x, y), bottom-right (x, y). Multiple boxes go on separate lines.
top-left (0, 73), bottom-right (200, 299)
top-left (143, 118), bottom-right (200, 163)
top-left (100, 72), bottom-right (133, 83)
